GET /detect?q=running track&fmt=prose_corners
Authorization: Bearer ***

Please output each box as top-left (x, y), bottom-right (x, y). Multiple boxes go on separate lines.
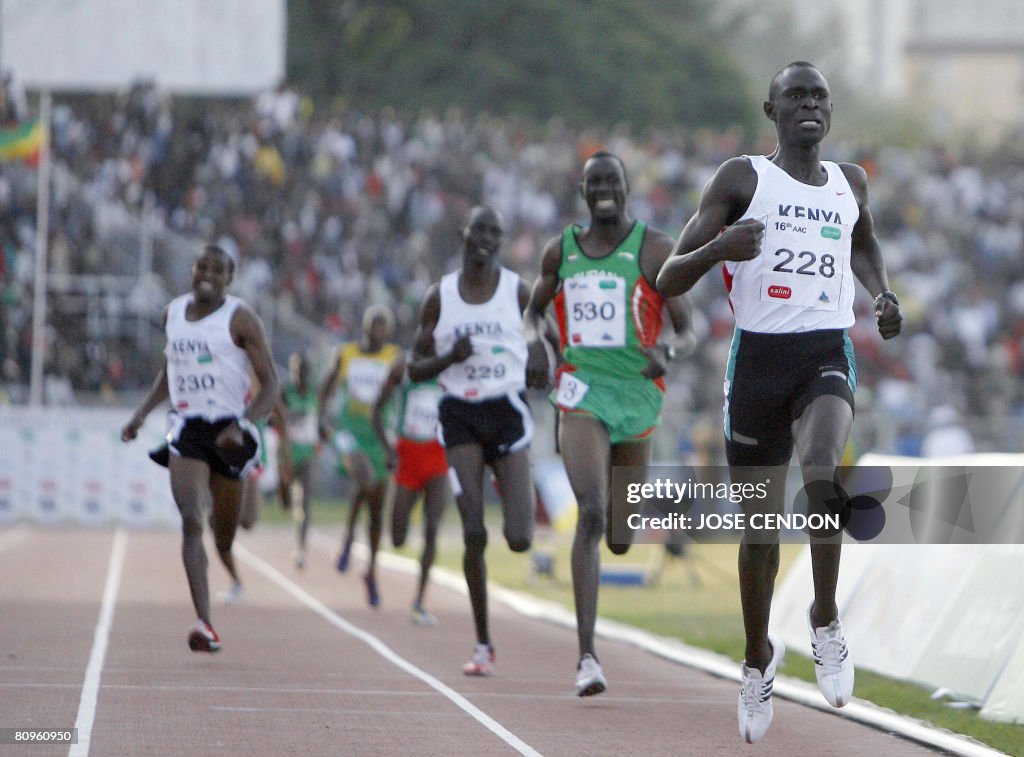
top-left (0, 524), bottom-right (996, 756)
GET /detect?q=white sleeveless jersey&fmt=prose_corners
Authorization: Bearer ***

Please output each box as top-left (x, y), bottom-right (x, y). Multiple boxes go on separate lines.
top-left (726, 155), bottom-right (860, 333)
top-left (165, 294), bottom-right (251, 420)
top-left (433, 267), bottom-right (527, 400)
top-left (399, 380), bottom-right (444, 441)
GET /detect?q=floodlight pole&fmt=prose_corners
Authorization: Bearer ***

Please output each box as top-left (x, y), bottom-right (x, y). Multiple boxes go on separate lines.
top-left (28, 89), bottom-right (51, 407)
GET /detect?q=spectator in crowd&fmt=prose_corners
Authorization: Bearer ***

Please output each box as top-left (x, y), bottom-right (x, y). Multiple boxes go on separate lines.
top-left (921, 405), bottom-right (976, 458)
top-left (3, 74), bottom-right (1024, 457)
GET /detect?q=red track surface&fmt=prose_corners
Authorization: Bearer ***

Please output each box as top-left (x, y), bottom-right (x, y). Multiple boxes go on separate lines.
top-left (1, 525), bottom-right (946, 756)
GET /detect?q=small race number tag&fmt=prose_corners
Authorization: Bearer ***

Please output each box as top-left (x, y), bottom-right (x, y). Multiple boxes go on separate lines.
top-left (289, 413), bottom-right (319, 446)
top-left (556, 372), bottom-right (589, 409)
top-left (401, 386), bottom-right (442, 439)
top-left (346, 358), bottom-right (390, 404)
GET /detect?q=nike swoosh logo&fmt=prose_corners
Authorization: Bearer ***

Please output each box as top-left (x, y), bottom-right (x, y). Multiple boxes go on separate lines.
top-left (836, 191), bottom-right (847, 196)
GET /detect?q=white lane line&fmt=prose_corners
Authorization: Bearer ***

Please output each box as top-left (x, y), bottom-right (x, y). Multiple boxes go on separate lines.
top-left (234, 542), bottom-right (541, 757)
top-left (69, 528), bottom-right (126, 757)
top-left (212, 707), bottom-right (467, 718)
top-left (2, 680), bottom-right (689, 705)
top-left (307, 531), bottom-right (1005, 757)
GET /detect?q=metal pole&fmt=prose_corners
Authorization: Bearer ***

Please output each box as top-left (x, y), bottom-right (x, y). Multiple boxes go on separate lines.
top-left (137, 190), bottom-right (155, 351)
top-left (28, 89), bottom-right (51, 406)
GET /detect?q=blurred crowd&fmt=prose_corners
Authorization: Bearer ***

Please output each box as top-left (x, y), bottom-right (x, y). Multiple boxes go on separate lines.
top-left (2, 76), bottom-right (1024, 456)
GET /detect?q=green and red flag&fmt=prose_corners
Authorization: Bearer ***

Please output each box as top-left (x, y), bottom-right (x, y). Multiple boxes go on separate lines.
top-left (0, 120), bottom-right (44, 164)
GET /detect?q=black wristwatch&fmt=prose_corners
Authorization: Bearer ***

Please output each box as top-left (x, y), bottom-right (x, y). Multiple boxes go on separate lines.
top-left (874, 290), bottom-right (899, 307)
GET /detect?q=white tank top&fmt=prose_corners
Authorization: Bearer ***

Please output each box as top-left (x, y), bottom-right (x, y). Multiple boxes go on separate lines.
top-left (433, 267), bottom-right (527, 400)
top-left (165, 294), bottom-right (251, 420)
top-left (399, 380), bottom-right (444, 441)
top-left (726, 155), bottom-right (860, 333)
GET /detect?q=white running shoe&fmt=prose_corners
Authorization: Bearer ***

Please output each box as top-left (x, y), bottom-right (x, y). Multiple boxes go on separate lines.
top-left (737, 634), bottom-right (785, 744)
top-left (808, 605), bottom-right (854, 707)
top-left (293, 548), bottom-right (306, 570)
top-left (410, 604), bottom-right (437, 627)
top-left (220, 580), bottom-right (244, 605)
top-left (575, 653), bottom-right (607, 697)
top-left (462, 643), bottom-right (494, 676)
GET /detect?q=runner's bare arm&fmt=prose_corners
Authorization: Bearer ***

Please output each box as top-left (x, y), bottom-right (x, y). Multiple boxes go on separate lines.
top-left (372, 354), bottom-right (406, 459)
top-left (641, 296), bottom-right (696, 379)
top-left (641, 229), bottom-right (696, 378)
top-left (842, 162), bottom-right (902, 340)
top-left (656, 158), bottom-right (762, 298)
top-left (270, 395), bottom-right (292, 485)
top-left (407, 284), bottom-right (472, 382)
top-left (121, 306), bottom-right (171, 442)
top-left (525, 238), bottom-right (562, 389)
top-left (234, 304), bottom-right (280, 424)
top-left (317, 348), bottom-right (342, 441)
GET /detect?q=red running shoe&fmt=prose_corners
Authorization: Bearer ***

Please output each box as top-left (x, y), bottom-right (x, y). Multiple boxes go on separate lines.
top-left (188, 620), bottom-right (221, 653)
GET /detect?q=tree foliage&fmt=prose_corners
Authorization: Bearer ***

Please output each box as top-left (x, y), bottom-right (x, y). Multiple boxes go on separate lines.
top-left (288, 0), bottom-right (757, 130)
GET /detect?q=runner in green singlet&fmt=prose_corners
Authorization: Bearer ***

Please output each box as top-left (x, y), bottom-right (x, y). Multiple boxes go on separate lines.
top-left (525, 151), bottom-right (694, 696)
top-left (279, 353), bottom-right (319, 569)
top-left (319, 306), bottom-right (401, 607)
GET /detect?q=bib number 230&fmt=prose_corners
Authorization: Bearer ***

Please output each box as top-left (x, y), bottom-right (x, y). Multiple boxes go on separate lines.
top-left (177, 373), bottom-right (215, 393)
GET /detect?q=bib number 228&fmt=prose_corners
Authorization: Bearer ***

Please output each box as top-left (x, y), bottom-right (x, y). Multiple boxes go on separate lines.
top-left (772, 249), bottom-right (835, 278)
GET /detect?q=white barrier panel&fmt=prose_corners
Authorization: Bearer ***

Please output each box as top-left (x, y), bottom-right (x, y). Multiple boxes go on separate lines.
top-left (770, 452), bottom-right (1024, 722)
top-left (1, 0), bottom-right (285, 95)
top-left (0, 422), bottom-right (29, 523)
top-left (980, 632), bottom-right (1024, 723)
top-left (0, 473), bottom-right (15, 523)
top-left (0, 407), bottom-right (177, 528)
top-left (840, 545), bottom-right (986, 680)
top-left (908, 545), bottom-right (1024, 703)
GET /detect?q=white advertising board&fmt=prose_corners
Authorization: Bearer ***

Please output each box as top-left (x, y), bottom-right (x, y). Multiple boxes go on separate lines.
top-left (1, 0), bottom-right (285, 95)
top-left (0, 406), bottom-right (177, 527)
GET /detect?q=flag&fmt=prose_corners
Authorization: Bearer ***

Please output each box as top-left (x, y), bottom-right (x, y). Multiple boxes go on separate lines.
top-left (0, 120), bottom-right (44, 164)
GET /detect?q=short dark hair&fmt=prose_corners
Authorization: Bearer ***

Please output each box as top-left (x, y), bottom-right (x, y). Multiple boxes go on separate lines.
top-left (768, 61), bottom-right (819, 101)
top-left (584, 150), bottom-right (628, 182)
top-left (202, 243), bottom-right (235, 274)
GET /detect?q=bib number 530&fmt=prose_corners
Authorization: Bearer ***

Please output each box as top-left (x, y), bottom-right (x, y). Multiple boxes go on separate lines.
top-left (572, 302), bottom-right (616, 321)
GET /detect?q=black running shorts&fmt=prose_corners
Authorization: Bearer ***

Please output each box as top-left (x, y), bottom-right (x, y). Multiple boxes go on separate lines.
top-left (724, 329), bottom-right (855, 467)
top-left (168, 416), bottom-right (260, 480)
top-left (438, 392), bottom-right (533, 464)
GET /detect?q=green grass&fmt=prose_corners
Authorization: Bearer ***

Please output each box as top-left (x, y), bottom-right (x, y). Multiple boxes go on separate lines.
top-left (258, 496), bottom-right (351, 526)
top-left (262, 497), bottom-right (1024, 755)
